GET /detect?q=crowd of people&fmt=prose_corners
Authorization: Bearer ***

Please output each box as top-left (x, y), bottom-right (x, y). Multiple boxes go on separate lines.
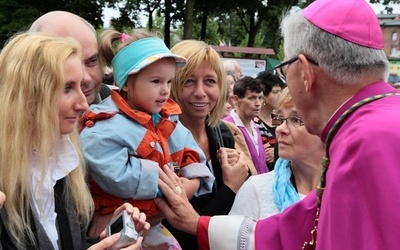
top-left (1, 0), bottom-right (399, 249)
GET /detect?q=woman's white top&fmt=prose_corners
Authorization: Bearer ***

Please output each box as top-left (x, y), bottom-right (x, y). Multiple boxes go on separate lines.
top-left (229, 171), bottom-right (306, 220)
top-left (30, 136), bottom-right (78, 250)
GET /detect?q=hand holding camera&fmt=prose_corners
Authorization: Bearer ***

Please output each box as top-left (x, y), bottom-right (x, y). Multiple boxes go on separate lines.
top-left (106, 210), bottom-right (139, 250)
top-left (88, 205), bottom-right (150, 250)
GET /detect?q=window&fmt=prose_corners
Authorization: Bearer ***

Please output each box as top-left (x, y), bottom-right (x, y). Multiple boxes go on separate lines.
top-left (392, 32), bottom-right (398, 41)
top-left (391, 47), bottom-right (397, 57)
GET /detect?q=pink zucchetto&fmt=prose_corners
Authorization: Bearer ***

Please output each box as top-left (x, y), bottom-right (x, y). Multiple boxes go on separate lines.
top-left (302, 0), bottom-right (384, 49)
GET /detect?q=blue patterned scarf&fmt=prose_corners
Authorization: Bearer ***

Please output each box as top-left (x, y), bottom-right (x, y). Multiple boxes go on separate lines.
top-left (272, 158), bottom-right (300, 212)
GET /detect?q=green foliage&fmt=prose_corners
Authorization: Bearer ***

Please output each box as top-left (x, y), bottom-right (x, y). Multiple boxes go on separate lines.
top-left (191, 17), bottom-right (221, 44)
top-left (0, 0), bottom-right (398, 54)
top-left (276, 42), bottom-right (285, 61)
top-left (0, 0), bottom-right (40, 47)
top-left (215, 11), bottom-right (247, 46)
top-left (0, 0), bottom-right (109, 47)
top-left (152, 11), bottom-right (164, 32)
top-left (107, 0), bottom-right (142, 31)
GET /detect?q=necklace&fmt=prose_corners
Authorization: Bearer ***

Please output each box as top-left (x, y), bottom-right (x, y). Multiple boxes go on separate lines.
top-left (302, 92), bottom-right (400, 250)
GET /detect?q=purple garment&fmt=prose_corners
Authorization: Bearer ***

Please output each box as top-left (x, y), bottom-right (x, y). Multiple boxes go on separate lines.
top-left (224, 116), bottom-right (268, 174)
top-left (255, 81), bottom-right (400, 249)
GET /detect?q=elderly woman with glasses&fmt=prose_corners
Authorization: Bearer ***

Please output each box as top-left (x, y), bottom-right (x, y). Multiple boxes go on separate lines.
top-left (229, 87), bottom-right (324, 220)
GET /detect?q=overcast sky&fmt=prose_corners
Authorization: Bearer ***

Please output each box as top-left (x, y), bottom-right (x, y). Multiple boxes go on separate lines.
top-left (370, 1), bottom-right (400, 14)
top-left (103, 1), bottom-right (400, 27)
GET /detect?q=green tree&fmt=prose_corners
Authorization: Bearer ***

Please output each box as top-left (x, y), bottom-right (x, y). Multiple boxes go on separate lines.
top-left (190, 16), bottom-right (221, 44)
top-left (107, 0), bottom-right (142, 31)
top-left (234, 0), bottom-right (299, 49)
top-left (1, 0), bottom-right (399, 51)
top-left (0, 0), bottom-right (110, 47)
top-left (190, 0), bottom-right (233, 41)
top-left (0, 0), bottom-right (39, 46)
top-left (146, 0), bottom-right (162, 30)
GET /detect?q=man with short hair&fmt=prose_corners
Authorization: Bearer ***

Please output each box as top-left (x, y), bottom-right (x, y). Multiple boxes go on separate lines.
top-left (30, 11), bottom-right (109, 105)
top-left (155, 0), bottom-right (400, 249)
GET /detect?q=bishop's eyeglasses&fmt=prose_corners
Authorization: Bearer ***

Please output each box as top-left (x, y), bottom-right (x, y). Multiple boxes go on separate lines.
top-left (274, 56), bottom-right (319, 82)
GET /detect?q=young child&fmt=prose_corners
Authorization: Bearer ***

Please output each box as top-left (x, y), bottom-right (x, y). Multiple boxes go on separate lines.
top-left (80, 30), bottom-right (214, 249)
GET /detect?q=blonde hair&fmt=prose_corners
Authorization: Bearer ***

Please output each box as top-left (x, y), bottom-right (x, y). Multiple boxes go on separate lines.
top-left (170, 40), bottom-right (227, 127)
top-left (0, 32), bottom-right (93, 247)
top-left (276, 87), bottom-right (293, 109)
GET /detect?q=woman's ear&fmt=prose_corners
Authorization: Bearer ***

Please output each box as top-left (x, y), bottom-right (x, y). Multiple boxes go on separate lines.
top-left (231, 95), bottom-right (239, 105)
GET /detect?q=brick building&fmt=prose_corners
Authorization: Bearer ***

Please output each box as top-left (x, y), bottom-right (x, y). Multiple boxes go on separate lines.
top-left (378, 13), bottom-right (400, 83)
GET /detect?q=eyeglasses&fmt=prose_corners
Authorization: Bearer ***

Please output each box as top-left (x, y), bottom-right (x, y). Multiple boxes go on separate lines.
top-left (272, 116), bottom-right (304, 128)
top-left (274, 56), bottom-right (319, 82)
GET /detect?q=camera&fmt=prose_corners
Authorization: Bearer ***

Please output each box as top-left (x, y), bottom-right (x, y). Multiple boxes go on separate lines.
top-left (106, 210), bottom-right (139, 250)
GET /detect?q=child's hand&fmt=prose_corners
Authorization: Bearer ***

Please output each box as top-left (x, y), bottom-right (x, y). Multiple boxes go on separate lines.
top-left (179, 177), bottom-right (200, 200)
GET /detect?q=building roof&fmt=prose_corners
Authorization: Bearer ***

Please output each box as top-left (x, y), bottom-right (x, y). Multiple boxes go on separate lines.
top-left (211, 45), bottom-right (275, 58)
top-left (381, 20), bottom-right (400, 26)
top-left (377, 13), bottom-right (399, 19)
top-left (377, 13), bottom-right (400, 26)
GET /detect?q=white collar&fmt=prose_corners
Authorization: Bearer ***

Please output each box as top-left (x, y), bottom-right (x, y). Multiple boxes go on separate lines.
top-left (30, 135), bottom-right (79, 250)
top-left (230, 110), bottom-right (256, 129)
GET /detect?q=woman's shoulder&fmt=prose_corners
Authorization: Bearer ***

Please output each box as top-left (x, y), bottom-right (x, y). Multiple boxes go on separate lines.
top-left (249, 172), bottom-right (280, 218)
top-left (245, 172), bottom-right (275, 198)
top-left (248, 171), bottom-right (275, 186)
top-left (210, 121), bottom-right (235, 148)
top-left (217, 120), bottom-right (232, 134)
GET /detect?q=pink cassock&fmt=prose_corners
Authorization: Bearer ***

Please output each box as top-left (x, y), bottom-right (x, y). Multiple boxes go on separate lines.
top-left (198, 81), bottom-right (400, 250)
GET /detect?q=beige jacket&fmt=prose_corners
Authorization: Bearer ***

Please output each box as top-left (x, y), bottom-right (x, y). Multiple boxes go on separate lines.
top-left (222, 120), bottom-right (258, 176)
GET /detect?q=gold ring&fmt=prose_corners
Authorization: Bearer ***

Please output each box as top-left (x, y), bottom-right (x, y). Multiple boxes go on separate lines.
top-left (175, 185), bottom-right (182, 193)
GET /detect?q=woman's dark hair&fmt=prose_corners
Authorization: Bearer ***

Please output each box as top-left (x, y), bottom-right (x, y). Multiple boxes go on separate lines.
top-left (233, 76), bottom-right (264, 98)
top-left (256, 71), bottom-right (285, 96)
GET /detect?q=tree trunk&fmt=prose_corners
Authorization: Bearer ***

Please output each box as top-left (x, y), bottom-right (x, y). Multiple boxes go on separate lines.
top-left (200, 0), bottom-right (208, 40)
top-left (164, 0), bottom-right (171, 47)
top-left (183, 0), bottom-right (195, 39)
top-left (148, 10), bottom-right (153, 30)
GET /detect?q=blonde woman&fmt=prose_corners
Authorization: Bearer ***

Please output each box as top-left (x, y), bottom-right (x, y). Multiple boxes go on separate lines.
top-left (0, 32), bottom-right (149, 249)
top-left (166, 40), bottom-right (250, 249)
